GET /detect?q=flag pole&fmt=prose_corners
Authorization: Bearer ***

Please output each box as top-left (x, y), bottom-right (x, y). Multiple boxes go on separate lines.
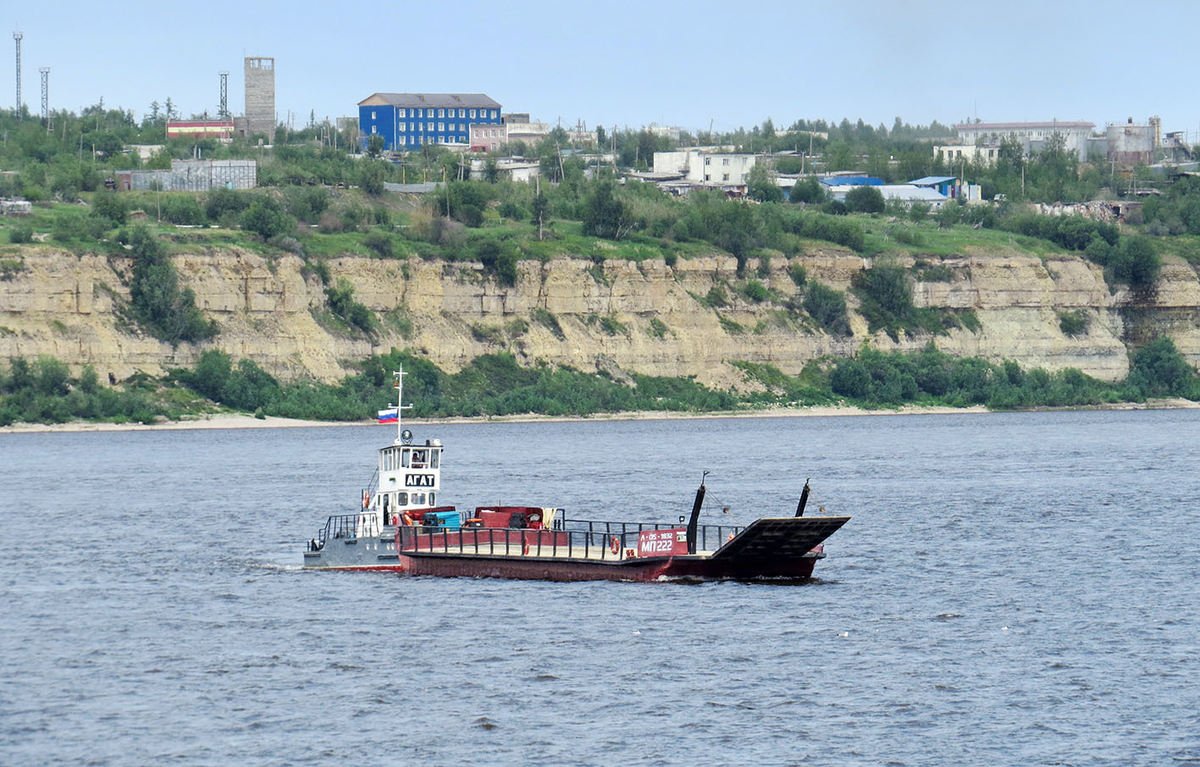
top-left (393, 367), bottom-right (411, 444)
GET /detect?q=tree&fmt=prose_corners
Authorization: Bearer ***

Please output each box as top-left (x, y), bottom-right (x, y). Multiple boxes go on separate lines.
top-left (92, 190), bottom-right (128, 225)
top-left (240, 198), bottom-right (293, 240)
top-left (1128, 337), bottom-right (1195, 397)
top-left (826, 141), bottom-right (855, 171)
top-left (126, 225), bottom-right (216, 343)
top-left (359, 160), bottom-right (386, 196)
top-left (790, 177), bottom-right (825, 204)
top-left (746, 164), bottom-right (783, 203)
top-left (1108, 236), bottom-right (1160, 287)
top-left (582, 180), bottom-right (634, 239)
top-left (366, 134), bottom-right (385, 159)
top-left (531, 186), bottom-right (548, 241)
top-left (483, 158), bottom-right (500, 183)
top-left (845, 185), bottom-right (885, 214)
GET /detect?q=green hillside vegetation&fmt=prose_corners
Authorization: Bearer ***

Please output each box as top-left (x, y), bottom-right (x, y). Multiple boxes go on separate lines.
top-left (4, 340), bottom-right (1197, 427)
top-left (4, 105), bottom-right (1200, 426)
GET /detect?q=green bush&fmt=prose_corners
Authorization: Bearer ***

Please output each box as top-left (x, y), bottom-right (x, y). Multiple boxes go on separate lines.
top-left (701, 285), bottom-right (728, 308)
top-left (1127, 337), bottom-right (1196, 397)
top-left (241, 198), bottom-right (294, 240)
top-left (1108, 236), bottom-right (1160, 287)
top-left (126, 225), bottom-right (216, 344)
top-left (8, 225), bottom-right (34, 244)
top-left (51, 209), bottom-right (89, 242)
top-left (205, 187), bottom-right (250, 222)
top-left (92, 191), bottom-right (128, 225)
top-left (163, 196), bottom-right (207, 226)
top-left (844, 186), bottom-right (885, 214)
top-left (741, 279), bottom-right (770, 302)
top-left (802, 281), bottom-right (851, 336)
top-left (325, 278), bottom-right (376, 335)
top-left (788, 263), bottom-right (807, 287)
top-left (363, 229), bottom-right (395, 258)
top-left (852, 261), bottom-right (914, 336)
top-left (1058, 309), bottom-right (1089, 337)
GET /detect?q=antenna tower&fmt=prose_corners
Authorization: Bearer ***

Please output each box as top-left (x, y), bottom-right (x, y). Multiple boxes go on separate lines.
top-left (219, 71), bottom-right (229, 118)
top-left (39, 67), bottom-right (49, 131)
top-left (12, 31), bottom-right (21, 115)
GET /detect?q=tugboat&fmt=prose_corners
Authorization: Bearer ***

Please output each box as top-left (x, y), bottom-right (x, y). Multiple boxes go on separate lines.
top-left (303, 369), bottom-right (850, 581)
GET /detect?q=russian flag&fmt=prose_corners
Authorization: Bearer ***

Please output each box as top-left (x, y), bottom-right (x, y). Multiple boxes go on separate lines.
top-left (377, 408), bottom-right (398, 424)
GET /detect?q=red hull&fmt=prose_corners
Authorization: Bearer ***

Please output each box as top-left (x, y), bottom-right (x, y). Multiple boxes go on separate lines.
top-left (399, 553), bottom-right (675, 582)
top-left (397, 552), bottom-right (821, 582)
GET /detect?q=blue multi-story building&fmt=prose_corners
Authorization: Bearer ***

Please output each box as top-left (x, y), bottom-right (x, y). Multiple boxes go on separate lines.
top-left (357, 93), bottom-right (503, 151)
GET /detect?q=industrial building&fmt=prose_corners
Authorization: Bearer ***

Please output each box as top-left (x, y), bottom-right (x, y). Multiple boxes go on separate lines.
top-left (167, 120), bottom-right (235, 140)
top-left (1106, 117), bottom-right (1159, 165)
top-left (114, 159), bottom-right (257, 192)
top-left (953, 120), bottom-right (1096, 159)
top-left (358, 93), bottom-right (502, 151)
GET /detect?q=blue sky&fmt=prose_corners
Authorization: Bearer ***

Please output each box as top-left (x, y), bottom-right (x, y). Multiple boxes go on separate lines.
top-left (7, 0), bottom-right (1200, 140)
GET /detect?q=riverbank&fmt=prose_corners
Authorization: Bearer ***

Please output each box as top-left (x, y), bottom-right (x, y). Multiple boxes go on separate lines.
top-left (3, 398), bottom-right (1197, 434)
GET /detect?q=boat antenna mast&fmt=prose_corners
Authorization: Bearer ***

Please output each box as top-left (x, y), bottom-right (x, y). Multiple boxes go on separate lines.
top-left (392, 368), bottom-right (413, 445)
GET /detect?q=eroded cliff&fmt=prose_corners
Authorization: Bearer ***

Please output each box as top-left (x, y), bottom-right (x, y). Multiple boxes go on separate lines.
top-left (2, 244), bottom-right (1199, 389)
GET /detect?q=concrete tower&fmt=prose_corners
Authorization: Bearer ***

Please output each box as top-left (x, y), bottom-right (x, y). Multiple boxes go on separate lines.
top-left (244, 56), bottom-right (275, 143)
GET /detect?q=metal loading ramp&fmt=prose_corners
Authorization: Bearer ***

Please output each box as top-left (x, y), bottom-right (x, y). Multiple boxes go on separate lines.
top-left (711, 516), bottom-right (851, 562)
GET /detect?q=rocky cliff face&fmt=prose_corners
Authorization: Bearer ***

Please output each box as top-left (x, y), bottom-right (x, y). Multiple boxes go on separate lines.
top-left (2, 244), bottom-right (1198, 388)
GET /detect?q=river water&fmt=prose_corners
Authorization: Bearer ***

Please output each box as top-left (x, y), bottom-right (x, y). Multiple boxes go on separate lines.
top-left (2, 410), bottom-right (1198, 766)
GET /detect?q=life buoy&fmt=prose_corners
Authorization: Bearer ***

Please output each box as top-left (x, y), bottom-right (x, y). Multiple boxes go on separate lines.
top-left (522, 540), bottom-right (530, 556)
top-left (610, 536), bottom-right (621, 555)
top-left (362, 491), bottom-right (370, 509)
top-left (726, 532), bottom-right (735, 543)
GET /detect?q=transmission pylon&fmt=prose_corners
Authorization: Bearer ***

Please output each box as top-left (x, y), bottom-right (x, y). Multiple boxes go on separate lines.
top-left (219, 71), bottom-right (229, 118)
top-left (39, 67), bottom-right (49, 131)
top-left (13, 31), bottom-right (21, 115)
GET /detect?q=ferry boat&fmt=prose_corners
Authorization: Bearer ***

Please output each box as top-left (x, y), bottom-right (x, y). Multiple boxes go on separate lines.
top-left (302, 369), bottom-right (850, 581)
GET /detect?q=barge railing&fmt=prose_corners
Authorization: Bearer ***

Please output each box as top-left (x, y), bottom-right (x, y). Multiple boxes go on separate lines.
top-left (396, 520), bottom-right (747, 560)
top-left (311, 512), bottom-right (381, 550)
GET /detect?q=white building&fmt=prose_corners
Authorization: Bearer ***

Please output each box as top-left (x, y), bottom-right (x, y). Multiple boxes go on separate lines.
top-left (954, 121), bottom-right (1095, 159)
top-left (935, 144), bottom-right (1001, 166)
top-left (645, 123), bottom-right (682, 142)
top-left (652, 149), bottom-right (758, 185)
top-left (825, 184), bottom-right (949, 209)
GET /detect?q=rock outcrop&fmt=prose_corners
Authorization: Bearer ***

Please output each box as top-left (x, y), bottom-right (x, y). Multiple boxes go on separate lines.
top-left (2, 244), bottom-right (1198, 388)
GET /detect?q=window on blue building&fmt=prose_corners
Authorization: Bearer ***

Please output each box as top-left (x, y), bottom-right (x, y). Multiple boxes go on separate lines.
top-left (399, 109), bottom-right (405, 118)
top-left (459, 109), bottom-right (465, 118)
top-left (371, 110), bottom-right (376, 119)
top-left (428, 122), bottom-right (434, 131)
top-left (470, 109), bottom-right (476, 119)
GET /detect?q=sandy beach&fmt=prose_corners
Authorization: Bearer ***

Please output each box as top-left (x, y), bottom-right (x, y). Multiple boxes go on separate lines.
top-left (2, 398), bottom-right (1195, 435)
